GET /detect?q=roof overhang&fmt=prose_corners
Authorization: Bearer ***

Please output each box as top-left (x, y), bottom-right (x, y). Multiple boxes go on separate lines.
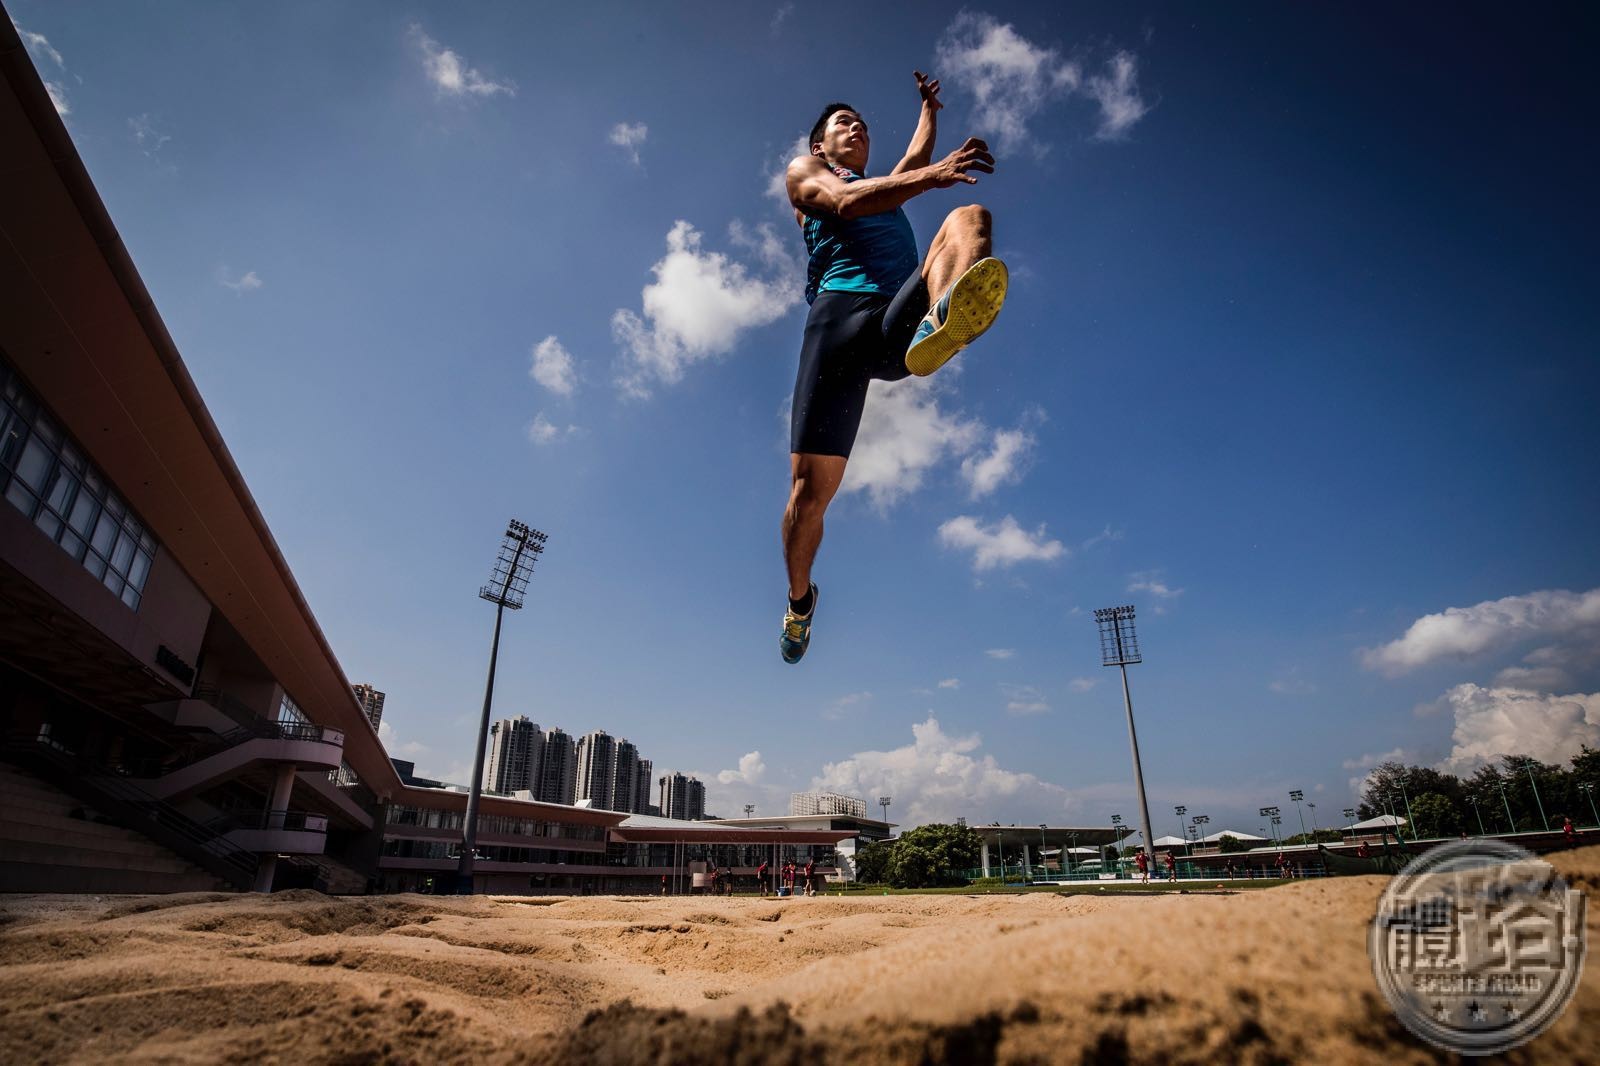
top-left (0, 18), bottom-right (399, 794)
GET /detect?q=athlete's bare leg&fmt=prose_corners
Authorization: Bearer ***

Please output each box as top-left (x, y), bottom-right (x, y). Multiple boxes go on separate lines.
top-left (921, 204), bottom-right (992, 308)
top-left (782, 452), bottom-right (846, 601)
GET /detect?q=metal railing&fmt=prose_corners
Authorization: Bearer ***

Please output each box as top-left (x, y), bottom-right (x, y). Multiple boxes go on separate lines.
top-left (125, 719), bottom-right (343, 779)
top-left (5, 733), bottom-right (259, 889)
top-left (207, 809), bottom-right (330, 834)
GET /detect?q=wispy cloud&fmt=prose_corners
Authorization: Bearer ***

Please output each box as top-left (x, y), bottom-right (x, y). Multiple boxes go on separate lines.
top-left (529, 335), bottom-right (578, 396)
top-left (771, 3), bottom-right (795, 35)
top-left (128, 113), bottom-right (172, 158)
top-left (1128, 570), bottom-right (1182, 598)
top-left (766, 134), bottom-right (811, 205)
top-left (1433, 683), bottom-right (1600, 775)
top-left (220, 268), bottom-right (263, 294)
top-left (939, 514), bottom-right (1066, 572)
top-left (527, 412), bottom-right (579, 445)
top-left (823, 691), bottom-right (873, 721)
top-left (609, 121), bottom-right (648, 165)
top-left (1000, 682), bottom-right (1049, 715)
top-left (1268, 669), bottom-right (1315, 696)
top-left (960, 426), bottom-right (1035, 498)
top-left (935, 12), bottom-right (1151, 153)
top-left (841, 375), bottom-right (984, 511)
top-left (1067, 677), bottom-right (1098, 693)
top-left (613, 220), bottom-right (798, 398)
top-left (986, 648), bottom-right (1016, 660)
top-left (410, 24), bottom-right (516, 98)
top-left (14, 19), bottom-right (72, 116)
top-left (1085, 51), bottom-right (1150, 139)
top-left (938, 678), bottom-right (961, 690)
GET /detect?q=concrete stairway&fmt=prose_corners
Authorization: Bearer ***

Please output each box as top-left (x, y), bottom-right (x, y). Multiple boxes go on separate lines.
top-left (0, 760), bottom-right (228, 894)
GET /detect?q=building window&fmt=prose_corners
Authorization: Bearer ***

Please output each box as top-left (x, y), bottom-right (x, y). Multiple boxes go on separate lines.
top-left (0, 356), bottom-right (158, 610)
top-left (277, 692), bottom-right (310, 727)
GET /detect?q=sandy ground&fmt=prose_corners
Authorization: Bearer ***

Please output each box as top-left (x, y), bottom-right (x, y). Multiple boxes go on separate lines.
top-left (1, 848), bottom-right (1596, 1065)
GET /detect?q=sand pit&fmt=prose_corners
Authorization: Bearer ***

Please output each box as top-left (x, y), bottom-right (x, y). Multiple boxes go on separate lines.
top-left (1, 849), bottom-right (1596, 1064)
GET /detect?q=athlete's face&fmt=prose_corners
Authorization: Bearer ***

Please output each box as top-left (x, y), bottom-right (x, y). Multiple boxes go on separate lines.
top-left (814, 110), bottom-right (869, 170)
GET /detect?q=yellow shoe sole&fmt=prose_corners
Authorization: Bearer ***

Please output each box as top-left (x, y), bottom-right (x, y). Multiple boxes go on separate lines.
top-left (904, 257), bottom-right (1009, 377)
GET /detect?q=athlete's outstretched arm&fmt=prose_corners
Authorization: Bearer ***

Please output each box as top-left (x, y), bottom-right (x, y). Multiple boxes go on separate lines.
top-left (890, 71), bottom-right (941, 176)
top-left (787, 137), bottom-right (994, 221)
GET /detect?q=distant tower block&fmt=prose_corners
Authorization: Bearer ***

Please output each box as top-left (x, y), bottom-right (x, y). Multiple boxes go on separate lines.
top-left (352, 683), bottom-right (386, 731)
top-left (789, 791), bottom-right (868, 818)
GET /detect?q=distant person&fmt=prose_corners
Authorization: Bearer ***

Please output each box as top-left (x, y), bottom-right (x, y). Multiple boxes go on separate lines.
top-left (1164, 851), bottom-right (1177, 883)
top-left (1563, 816), bottom-right (1577, 847)
top-left (1224, 858), bottom-right (1237, 880)
top-left (1134, 849), bottom-right (1149, 884)
top-left (783, 861), bottom-right (796, 895)
top-left (722, 867), bottom-right (733, 896)
top-left (1357, 840), bottom-right (1371, 859)
top-left (757, 860), bottom-right (770, 896)
top-left (777, 74), bottom-right (1008, 664)
top-left (660, 874), bottom-right (668, 896)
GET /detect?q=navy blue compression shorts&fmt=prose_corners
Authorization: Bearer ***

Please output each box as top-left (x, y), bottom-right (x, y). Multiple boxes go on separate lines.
top-left (789, 269), bottom-right (929, 457)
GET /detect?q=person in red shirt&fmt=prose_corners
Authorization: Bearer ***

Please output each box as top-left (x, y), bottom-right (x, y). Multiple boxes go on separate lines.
top-left (804, 859), bottom-right (815, 895)
top-left (1563, 816), bottom-right (1577, 847)
top-left (1163, 851), bottom-right (1177, 882)
top-left (783, 861), bottom-right (796, 894)
top-left (1134, 849), bottom-right (1149, 884)
top-left (757, 860), bottom-right (770, 896)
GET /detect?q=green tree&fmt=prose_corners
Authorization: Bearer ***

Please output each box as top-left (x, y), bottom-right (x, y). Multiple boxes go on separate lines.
top-left (1408, 792), bottom-right (1460, 838)
top-left (853, 840), bottom-right (891, 884)
top-left (885, 842), bottom-right (942, 888)
top-left (894, 822), bottom-right (981, 879)
top-left (1216, 834), bottom-right (1250, 854)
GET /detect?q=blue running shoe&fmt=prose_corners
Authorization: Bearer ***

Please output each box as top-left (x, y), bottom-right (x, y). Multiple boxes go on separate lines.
top-left (780, 583), bottom-right (818, 664)
top-left (904, 257), bottom-right (1009, 377)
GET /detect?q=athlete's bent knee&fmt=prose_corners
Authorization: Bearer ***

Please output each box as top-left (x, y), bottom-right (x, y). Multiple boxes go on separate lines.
top-left (953, 203), bottom-right (992, 235)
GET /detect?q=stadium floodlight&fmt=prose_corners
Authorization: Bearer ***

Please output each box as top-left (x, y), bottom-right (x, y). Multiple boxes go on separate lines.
top-left (1306, 801), bottom-right (1318, 837)
top-left (457, 520), bottom-right (547, 893)
top-left (1270, 814), bottom-right (1282, 849)
top-left (1289, 790), bottom-right (1307, 841)
top-left (878, 796), bottom-right (892, 821)
top-left (1259, 806), bottom-right (1280, 846)
top-left (743, 804), bottom-right (756, 818)
top-left (1516, 757), bottom-right (1551, 831)
top-left (1174, 804), bottom-right (1187, 846)
top-left (1095, 605), bottom-right (1155, 870)
top-left (1497, 778), bottom-right (1516, 832)
top-left (1579, 782), bottom-right (1599, 829)
top-left (1466, 795), bottom-right (1487, 836)
top-left (1342, 807), bottom-right (1356, 825)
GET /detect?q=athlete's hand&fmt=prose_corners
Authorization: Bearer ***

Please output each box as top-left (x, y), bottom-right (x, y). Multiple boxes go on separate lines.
top-left (914, 70), bottom-right (943, 111)
top-left (930, 137), bottom-right (993, 186)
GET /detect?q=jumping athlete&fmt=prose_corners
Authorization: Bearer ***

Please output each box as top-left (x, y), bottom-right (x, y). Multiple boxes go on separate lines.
top-left (779, 71), bottom-right (1008, 663)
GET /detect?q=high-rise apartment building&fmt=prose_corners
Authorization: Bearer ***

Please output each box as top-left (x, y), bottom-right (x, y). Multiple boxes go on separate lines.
top-left (535, 726), bottom-right (576, 805)
top-left (352, 683), bottom-right (385, 732)
top-left (658, 772), bottom-right (706, 821)
top-left (484, 716), bottom-right (543, 794)
top-left (611, 738), bottom-right (639, 813)
top-left (633, 758), bottom-right (656, 816)
top-left (789, 791), bottom-right (867, 818)
top-left (573, 730), bottom-right (617, 808)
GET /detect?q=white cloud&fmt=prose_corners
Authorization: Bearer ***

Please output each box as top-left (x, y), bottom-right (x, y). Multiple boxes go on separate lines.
top-left (840, 374), bottom-right (984, 510)
top-left (1269, 669), bottom-right (1315, 696)
top-left (529, 335), bottom-right (578, 396)
top-left (766, 134), bottom-right (811, 205)
top-left (613, 220), bottom-right (798, 398)
top-left (377, 719), bottom-right (429, 759)
top-left (960, 426), bottom-right (1034, 498)
top-left (986, 648), bottom-right (1016, 660)
top-left (1434, 684), bottom-right (1600, 776)
top-left (527, 412), bottom-right (579, 445)
top-left (811, 716), bottom-right (1069, 825)
top-left (1085, 51), bottom-right (1150, 139)
top-left (1341, 748), bottom-right (1409, 771)
top-left (936, 12), bottom-right (1081, 153)
top-left (609, 121), bottom-right (648, 165)
top-left (1081, 525), bottom-right (1123, 551)
top-left (938, 514), bottom-right (1066, 572)
top-left (128, 113), bottom-right (172, 157)
top-left (771, 3), bottom-right (795, 34)
top-left (410, 24), bottom-right (515, 98)
top-left (938, 678), bottom-right (961, 689)
top-left (1000, 683), bottom-right (1049, 715)
top-left (1128, 570), bottom-right (1182, 599)
top-left (1067, 677), bottom-right (1098, 693)
top-left (717, 750), bottom-right (767, 786)
top-left (1361, 587), bottom-right (1600, 677)
top-left (14, 19), bottom-right (71, 116)
top-left (220, 269), bottom-right (262, 294)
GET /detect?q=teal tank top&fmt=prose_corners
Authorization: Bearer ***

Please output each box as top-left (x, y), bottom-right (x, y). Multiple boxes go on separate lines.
top-left (803, 166), bottom-right (919, 304)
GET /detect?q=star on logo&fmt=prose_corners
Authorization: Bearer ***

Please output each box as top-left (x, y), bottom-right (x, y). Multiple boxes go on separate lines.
top-left (1434, 1001), bottom-right (1451, 1022)
top-left (1469, 1001), bottom-right (1488, 1022)
top-left (1503, 1002), bottom-right (1522, 1022)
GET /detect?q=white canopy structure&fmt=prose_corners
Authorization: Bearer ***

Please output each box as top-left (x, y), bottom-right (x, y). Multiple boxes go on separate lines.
top-left (1345, 814), bottom-right (1407, 831)
top-left (1202, 829), bottom-right (1267, 843)
top-left (1151, 835), bottom-right (1190, 847)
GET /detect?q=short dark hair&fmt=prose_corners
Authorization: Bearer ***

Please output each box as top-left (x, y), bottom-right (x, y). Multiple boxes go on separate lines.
top-left (808, 102), bottom-right (857, 150)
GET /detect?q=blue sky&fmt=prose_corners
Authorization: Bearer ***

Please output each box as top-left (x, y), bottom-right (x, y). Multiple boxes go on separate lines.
top-left (13, 2), bottom-right (1598, 839)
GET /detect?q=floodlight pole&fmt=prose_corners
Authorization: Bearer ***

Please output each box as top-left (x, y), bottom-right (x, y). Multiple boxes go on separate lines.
top-left (1467, 795), bottom-right (1487, 836)
top-left (1580, 782), bottom-right (1599, 829)
top-left (1096, 606), bottom-right (1155, 871)
top-left (1519, 758), bottom-right (1550, 831)
top-left (458, 520), bottom-right (545, 893)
